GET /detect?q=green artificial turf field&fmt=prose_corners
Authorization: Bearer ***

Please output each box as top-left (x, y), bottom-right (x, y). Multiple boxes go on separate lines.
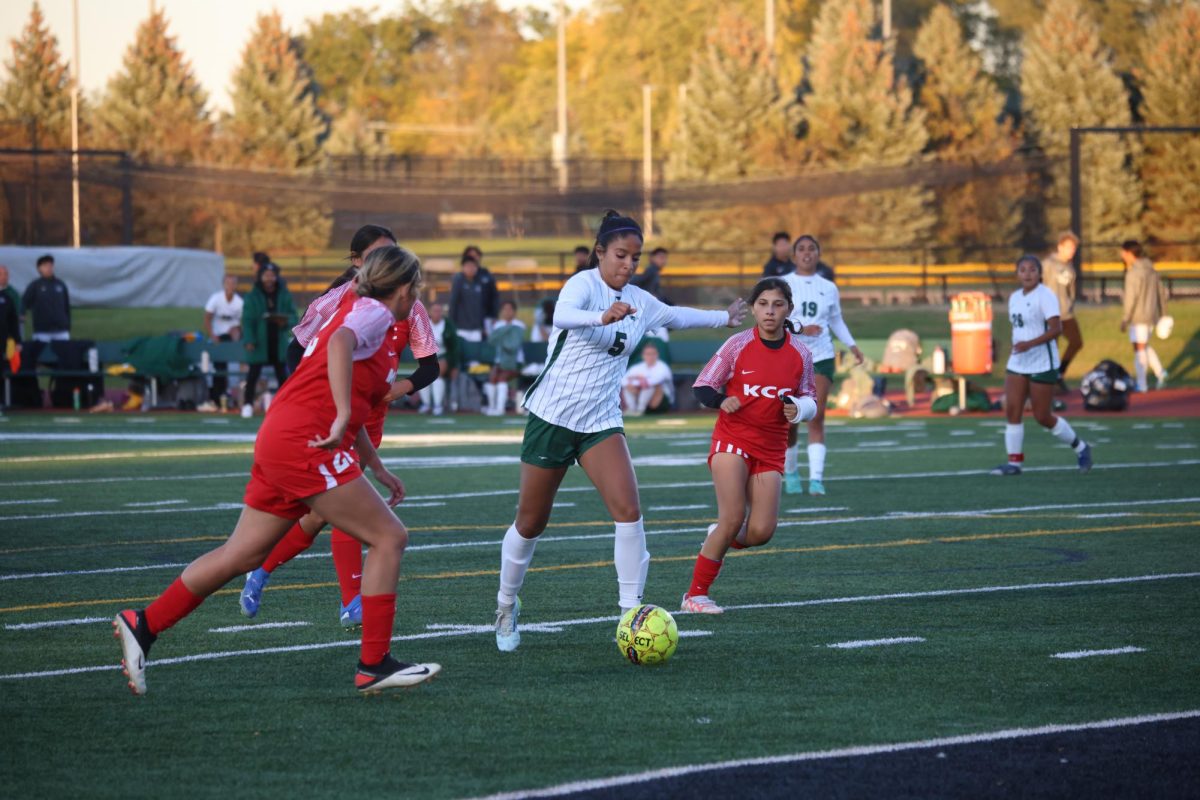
top-left (1, 411), bottom-right (1198, 798)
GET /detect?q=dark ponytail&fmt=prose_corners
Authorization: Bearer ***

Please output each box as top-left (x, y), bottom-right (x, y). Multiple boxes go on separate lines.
top-left (586, 209), bottom-right (644, 269)
top-left (749, 277), bottom-right (799, 333)
top-left (329, 224), bottom-right (398, 292)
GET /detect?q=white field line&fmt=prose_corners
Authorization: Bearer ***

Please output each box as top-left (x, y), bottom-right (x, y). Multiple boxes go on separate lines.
top-left (827, 637), bottom-right (925, 649)
top-left (4, 616), bottom-right (110, 630)
top-left (783, 506), bottom-right (850, 514)
top-left (461, 709), bottom-right (1200, 800)
top-left (2, 572), bottom-right (1196, 682)
top-left (124, 499), bottom-right (187, 508)
top-left (208, 621), bottom-right (312, 634)
top-left (0, 498), bottom-right (59, 506)
top-left (1051, 646), bottom-right (1146, 660)
top-left (678, 630), bottom-right (713, 638)
top-left (1077, 513), bottom-right (1135, 519)
top-left (5, 495), bottom-right (1198, 583)
top-left (649, 504), bottom-right (709, 511)
top-left (0, 502), bottom-right (242, 523)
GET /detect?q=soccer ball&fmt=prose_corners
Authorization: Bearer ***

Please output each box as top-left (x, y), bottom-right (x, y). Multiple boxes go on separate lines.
top-left (616, 604), bottom-right (678, 666)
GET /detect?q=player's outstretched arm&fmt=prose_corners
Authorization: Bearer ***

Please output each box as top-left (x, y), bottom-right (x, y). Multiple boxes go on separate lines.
top-left (655, 297), bottom-right (748, 331)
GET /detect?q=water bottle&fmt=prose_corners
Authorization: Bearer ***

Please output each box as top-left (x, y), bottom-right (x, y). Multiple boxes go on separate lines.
top-left (87, 347), bottom-right (99, 373)
top-left (72, 387), bottom-right (80, 411)
top-left (932, 345), bottom-right (947, 375)
top-left (200, 350), bottom-right (212, 374)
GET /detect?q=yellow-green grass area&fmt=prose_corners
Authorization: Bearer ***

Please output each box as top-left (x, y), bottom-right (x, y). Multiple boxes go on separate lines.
top-left (1, 411), bottom-right (1198, 797)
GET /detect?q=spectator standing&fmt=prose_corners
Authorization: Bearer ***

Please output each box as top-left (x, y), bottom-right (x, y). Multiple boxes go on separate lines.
top-left (762, 232), bottom-right (795, 277)
top-left (240, 262), bottom-right (296, 417)
top-left (572, 245), bottom-right (592, 273)
top-left (463, 245), bottom-right (500, 333)
top-left (484, 300), bottom-right (524, 416)
top-left (1043, 232), bottom-right (1082, 392)
top-left (417, 301), bottom-right (457, 416)
top-left (203, 274), bottom-right (244, 407)
top-left (1119, 240), bottom-right (1170, 391)
top-left (622, 343), bottom-right (674, 415)
top-left (631, 247), bottom-right (668, 300)
top-left (1, 267), bottom-right (20, 376)
top-left (22, 254), bottom-right (71, 342)
top-left (0, 265), bottom-right (21, 326)
top-left (449, 255), bottom-right (489, 343)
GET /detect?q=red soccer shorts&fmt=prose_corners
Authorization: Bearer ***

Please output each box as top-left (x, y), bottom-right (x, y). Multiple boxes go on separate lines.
top-left (707, 437), bottom-right (783, 476)
top-left (244, 445), bottom-right (363, 519)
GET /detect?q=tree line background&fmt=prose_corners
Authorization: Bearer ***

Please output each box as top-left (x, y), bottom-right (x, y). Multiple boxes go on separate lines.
top-left (0, 0), bottom-right (1197, 258)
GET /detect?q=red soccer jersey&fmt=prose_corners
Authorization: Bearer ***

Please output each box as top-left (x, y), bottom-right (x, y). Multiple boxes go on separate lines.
top-left (258, 291), bottom-right (397, 459)
top-left (694, 328), bottom-right (816, 464)
top-left (359, 299), bottom-right (438, 447)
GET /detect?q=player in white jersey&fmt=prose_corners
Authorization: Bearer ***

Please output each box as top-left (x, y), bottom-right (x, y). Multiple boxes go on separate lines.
top-left (493, 210), bottom-right (748, 651)
top-left (991, 254), bottom-right (1092, 476)
top-left (779, 235), bottom-right (863, 496)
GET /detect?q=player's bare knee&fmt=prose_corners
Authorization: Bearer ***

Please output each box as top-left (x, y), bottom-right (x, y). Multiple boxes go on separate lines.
top-left (746, 524), bottom-right (776, 546)
top-left (1035, 411), bottom-right (1056, 429)
top-left (515, 514), bottom-right (547, 538)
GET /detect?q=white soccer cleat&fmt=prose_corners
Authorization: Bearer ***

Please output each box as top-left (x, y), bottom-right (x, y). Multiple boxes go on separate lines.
top-left (495, 597), bottom-right (521, 652)
top-left (240, 403), bottom-right (253, 418)
top-left (681, 593), bottom-right (724, 614)
top-left (355, 655), bottom-right (440, 693)
top-left (113, 609), bottom-right (155, 696)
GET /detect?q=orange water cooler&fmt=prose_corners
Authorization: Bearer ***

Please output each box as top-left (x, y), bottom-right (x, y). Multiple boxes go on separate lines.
top-left (949, 292), bottom-right (993, 374)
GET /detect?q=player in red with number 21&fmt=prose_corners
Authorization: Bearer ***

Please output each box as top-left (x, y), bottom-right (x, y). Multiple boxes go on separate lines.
top-left (682, 277), bottom-right (818, 614)
top-left (113, 245), bottom-right (440, 695)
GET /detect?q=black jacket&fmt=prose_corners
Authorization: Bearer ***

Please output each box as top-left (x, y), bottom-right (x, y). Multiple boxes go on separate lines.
top-left (762, 257), bottom-right (794, 277)
top-left (630, 264), bottom-right (664, 299)
top-left (0, 289), bottom-right (19, 359)
top-left (22, 276), bottom-right (71, 333)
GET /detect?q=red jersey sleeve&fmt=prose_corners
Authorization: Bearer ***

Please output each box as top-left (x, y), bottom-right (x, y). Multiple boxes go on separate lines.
top-left (788, 335), bottom-right (817, 401)
top-left (406, 300), bottom-right (438, 359)
top-left (694, 330), bottom-right (754, 390)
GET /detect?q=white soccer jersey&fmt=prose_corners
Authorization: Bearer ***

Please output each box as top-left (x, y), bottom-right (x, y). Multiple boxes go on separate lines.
top-left (524, 269), bottom-right (728, 432)
top-left (1006, 283), bottom-right (1061, 374)
top-left (779, 273), bottom-right (855, 362)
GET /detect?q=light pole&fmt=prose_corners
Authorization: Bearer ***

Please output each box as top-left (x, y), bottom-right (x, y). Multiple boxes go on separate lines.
top-left (882, 0), bottom-right (892, 40)
top-left (553, 0), bottom-right (568, 193)
top-left (765, 0), bottom-right (776, 75)
top-left (70, 0), bottom-right (81, 247)
top-left (642, 84), bottom-right (653, 236)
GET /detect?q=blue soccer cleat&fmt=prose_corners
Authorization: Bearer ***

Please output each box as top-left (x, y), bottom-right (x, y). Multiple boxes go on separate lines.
top-left (808, 479), bottom-right (826, 496)
top-left (1077, 443), bottom-right (1093, 474)
top-left (340, 595), bottom-right (363, 629)
top-left (784, 470), bottom-right (804, 495)
top-left (495, 597), bottom-right (521, 652)
top-left (239, 567), bottom-right (270, 618)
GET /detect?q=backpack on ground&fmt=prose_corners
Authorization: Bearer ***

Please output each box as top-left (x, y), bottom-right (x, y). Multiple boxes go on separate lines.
top-left (1080, 360), bottom-right (1132, 412)
top-left (879, 329), bottom-right (921, 373)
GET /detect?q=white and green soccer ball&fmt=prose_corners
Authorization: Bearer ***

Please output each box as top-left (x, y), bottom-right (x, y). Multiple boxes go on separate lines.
top-left (616, 604), bottom-right (678, 666)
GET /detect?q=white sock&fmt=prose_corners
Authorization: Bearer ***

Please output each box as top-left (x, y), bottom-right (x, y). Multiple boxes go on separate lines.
top-left (497, 524), bottom-right (537, 607)
top-left (431, 378), bottom-right (445, 412)
top-left (622, 388), bottom-right (636, 410)
top-left (1050, 417), bottom-right (1086, 453)
top-left (418, 384), bottom-right (431, 409)
top-left (483, 382), bottom-right (497, 412)
top-left (1134, 351), bottom-right (1148, 391)
top-left (614, 517), bottom-right (649, 610)
top-left (807, 443), bottom-right (827, 481)
top-left (784, 444), bottom-right (798, 475)
top-left (1146, 346), bottom-right (1164, 379)
top-left (636, 388), bottom-right (653, 413)
top-left (495, 382), bottom-right (509, 413)
top-left (1005, 423), bottom-right (1024, 460)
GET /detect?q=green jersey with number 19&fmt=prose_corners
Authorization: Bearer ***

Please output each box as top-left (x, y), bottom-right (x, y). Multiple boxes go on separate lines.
top-left (780, 273), bottom-right (856, 362)
top-left (524, 269), bottom-right (728, 433)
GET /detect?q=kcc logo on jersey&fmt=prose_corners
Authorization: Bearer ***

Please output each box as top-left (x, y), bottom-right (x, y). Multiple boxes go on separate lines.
top-left (742, 384), bottom-right (794, 399)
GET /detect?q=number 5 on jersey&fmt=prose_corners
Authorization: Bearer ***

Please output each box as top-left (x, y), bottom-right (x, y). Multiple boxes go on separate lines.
top-left (608, 331), bottom-right (627, 356)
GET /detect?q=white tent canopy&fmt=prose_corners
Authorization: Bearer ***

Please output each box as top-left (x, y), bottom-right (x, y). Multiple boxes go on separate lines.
top-left (0, 246), bottom-right (225, 308)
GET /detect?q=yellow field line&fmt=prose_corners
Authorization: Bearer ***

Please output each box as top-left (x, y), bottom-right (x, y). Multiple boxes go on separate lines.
top-left (3, 519), bottom-right (1195, 615)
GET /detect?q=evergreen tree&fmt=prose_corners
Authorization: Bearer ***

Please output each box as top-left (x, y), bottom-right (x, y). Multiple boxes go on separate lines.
top-left (92, 10), bottom-right (213, 247)
top-left (1021, 0), bottom-right (1143, 244)
top-left (795, 0), bottom-right (934, 250)
top-left (0, 1), bottom-right (72, 148)
top-left (217, 12), bottom-right (331, 254)
top-left (223, 11), bottom-right (329, 171)
top-left (94, 10), bottom-right (211, 163)
top-left (1137, 1), bottom-right (1200, 250)
top-left (914, 4), bottom-right (1021, 251)
top-left (671, 11), bottom-right (789, 181)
